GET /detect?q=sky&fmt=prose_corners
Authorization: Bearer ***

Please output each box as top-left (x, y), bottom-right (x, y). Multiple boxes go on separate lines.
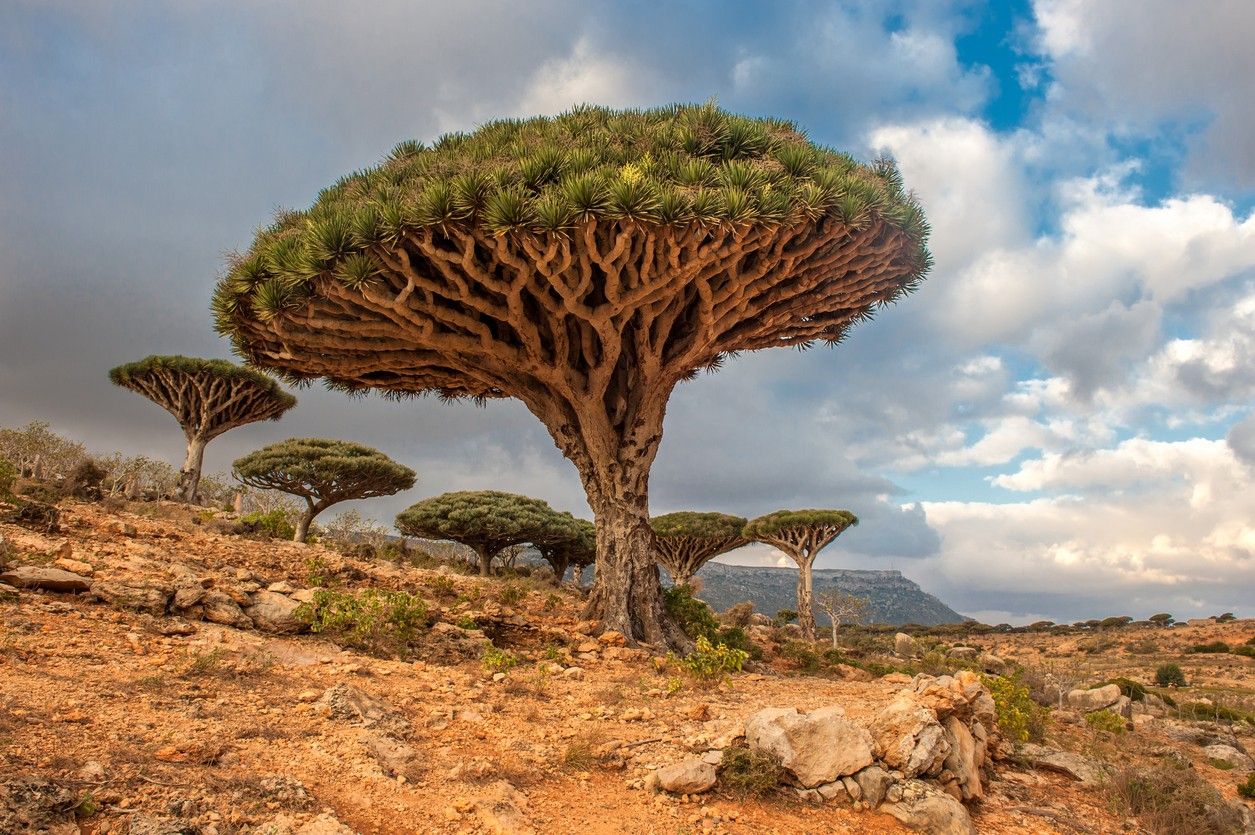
top-left (1, 0), bottom-right (1253, 625)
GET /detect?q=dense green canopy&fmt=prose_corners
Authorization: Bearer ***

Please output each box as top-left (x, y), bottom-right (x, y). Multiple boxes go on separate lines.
top-left (651, 511), bottom-right (747, 587)
top-left (537, 514), bottom-right (596, 582)
top-left (395, 490), bottom-right (578, 576)
top-left (232, 438), bottom-right (415, 541)
top-left (110, 356), bottom-right (293, 400)
top-left (213, 103), bottom-right (929, 372)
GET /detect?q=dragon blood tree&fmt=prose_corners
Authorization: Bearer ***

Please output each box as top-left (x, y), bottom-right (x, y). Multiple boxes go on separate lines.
top-left (396, 490), bottom-right (577, 576)
top-left (743, 509), bottom-right (859, 642)
top-left (537, 515), bottom-right (596, 582)
top-left (109, 356), bottom-right (296, 502)
top-left (212, 104), bottom-right (930, 647)
top-left (232, 438), bottom-right (415, 542)
top-left (651, 511), bottom-right (747, 588)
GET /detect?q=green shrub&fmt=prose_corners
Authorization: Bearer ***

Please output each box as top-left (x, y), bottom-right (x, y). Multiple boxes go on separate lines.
top-left (543, 592), bottom-right (562, 611)
top-left (682, 636), bottom-right (749, 679)
top-left (1085, 710), bottom-right (1127, 734)
top-left (238, 509), bottom-right (295, 540)
top-left (1232, 644), bottom-right (1255, 658)
top-left (779, 640), bottom-right (822, 673)
top-left (982, 673), bottom-right (1048, 744)
top-left (1176, 702), bottom-right (1255, 725)
top-left (1239, 772), bottom-right (1255, 799)
top-left (1155, 663), bottom-right (1187, 688)
top-left (1105, 677), bottom-right (1149, 702)
top-left (497, 583), bottom-right (526, 606)
top-left (664, 585), bottom-right (720, 642)
top-left (0, 457), bottom-right (16, 500)
top-left (455, 614), bottom-right (478, 630)
top-left (304, 555), bottom-right (335, 588)
top-left (424, 574), bottom-right (456, 598)
top-left (482, 645), bottom-right (519, 674)
top-left (773, 608), bottom-right (798, 626)
top-left (718, 744), bottom-right (781, 798)
top-left (296, 588), bottom-right (429, 657)
top-left (1206, 757), bottom-right (1235, 771)
top-left (1111, 761), bottom-right (1244, 835)
top-left (715, 626), bottom-right (761, 660)
top-left (1191, 641), bottom-right (1231, 654)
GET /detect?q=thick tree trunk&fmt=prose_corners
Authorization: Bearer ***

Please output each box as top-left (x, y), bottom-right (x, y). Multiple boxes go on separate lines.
top-left (582, 481), bottom-right (691, 650)
top-left (293, 505), bottom-right (315, 543)
top-left (177, 436), bottom-right (207, 503)
top-left (796, 555), bottom-right (817, 642)
top-left (546, 555), bottom-right (570, 583)
top-left (477, 547), bottom-right (493, 577)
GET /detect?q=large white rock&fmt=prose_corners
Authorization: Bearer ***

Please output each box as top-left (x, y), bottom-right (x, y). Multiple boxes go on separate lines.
top-left (894, 632), bottom-right (920, 657)
top-left (745, 705), bottom-right (875, 788)
top-left (246, 590), bottom-right (305, 633)
top-left (869, 695), bottom-right (951, 778)
top-left (882, 780), bottom-right (976, 834)
top-left (655, 758), bottom-right (717, 794)
top-left (1203, 744), bottom-right (1254, 771)
top-left (1066, 684), bottom-right (1121, 712)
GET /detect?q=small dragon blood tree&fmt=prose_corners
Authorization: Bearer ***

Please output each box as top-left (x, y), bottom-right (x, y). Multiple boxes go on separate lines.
top-left (651, 511), bottom-right (748, 588)
top-left (109, 356), bottom-right (296, 502)
top-left (213, 104), bottom-right (931, 648)
top-left (744, 509), bottom-right (859, 642)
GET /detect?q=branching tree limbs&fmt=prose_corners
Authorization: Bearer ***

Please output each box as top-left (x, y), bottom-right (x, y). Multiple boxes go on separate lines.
top-left (395, 491), bottom-right (576, 576)
top-left (651, 511), bottom-right (747, 587)
top-left (232, 439), bottom-right (415, 542)
top-left (213, 104), bottom-right (930, 648)
top-left (814, 588), bottom-right (870, 649)
top-left (743, 509), bottom-right (859, 642)
top-left (110, 356), bottom-right (296, 501)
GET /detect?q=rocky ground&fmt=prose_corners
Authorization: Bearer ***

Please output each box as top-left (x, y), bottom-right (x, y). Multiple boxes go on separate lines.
top-left (1, 499), bottom-right (1253, 834)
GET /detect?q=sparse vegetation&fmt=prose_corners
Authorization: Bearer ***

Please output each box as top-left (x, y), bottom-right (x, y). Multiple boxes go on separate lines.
top-left (497, 583), bottom-right (526, 606)
top-left (680, 636), bottom-right (749, 679)
top-left (0, 456), bottom-right (17, 500)
top-left (238, 508), bottom-right (296, 541)
top-left (983, 673), bottom-right (1048, 744)
top-left (482, 645), bottom-right (520, 674)
top-left (1239, 772), bottom-right (1255, 799)
top-left (1190, 641), bottom-right (1231, 654)
top-left (1110, 760), bottom-right (1244, 835)
top-left (1155, 663), bottom-right (1188, 688)
top-left (1084, 709), bottom-right (1127, 734)
top-left (719, 743), bottom-right (782, 799)
top-left (296, 588), bottom-right (429, 656)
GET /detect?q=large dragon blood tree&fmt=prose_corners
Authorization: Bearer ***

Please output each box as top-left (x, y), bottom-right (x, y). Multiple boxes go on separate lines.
top-left (212, 104), bottom-right (931, 648)
top-left (651, 511), bottom-right (747, 588)
top-left (109, 356), bottom-right (297, 502)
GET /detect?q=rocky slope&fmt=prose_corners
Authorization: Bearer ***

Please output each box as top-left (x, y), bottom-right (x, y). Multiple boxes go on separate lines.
top-left (0, 499), bottom-right (1252, 835)
top-left (694, 563), bottom-right (964, 626)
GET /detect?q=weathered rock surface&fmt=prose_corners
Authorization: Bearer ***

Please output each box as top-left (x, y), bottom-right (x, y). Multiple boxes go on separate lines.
top-left (882, 780), bottom-right (976, 834)
top-left (942, 715), bottom-right (982, 800)
top-left (0, 777), bottom-right (77, 833)
top-left (854, 765), bottom-right (894, 807)
top-left (655, 758), bottom-right (717, 794)
top-left (473, 780), bottom-right (533, 835)
top-left (1066, 684), bottom-right (1120, 712)
top-left (0, 566), bottom-right (91, 593)
top-left (745, 705), bottom-right (874, 788)
top-left (1202, 743), bottom-right (1254, 771)
top-left (199, 590), bottom-right (253, 628)
top-left (89, 579), bottom-right (169, 614)
top-left (868, 694), bottom-right (950, 777)
top-left (246, 590), bottom-right (305, 633)
top-left (894, 632), bottom-right (919, 657)
top-left (51, 557), bottom-right (93, 576)
top-left (317, 684), bottom-right (411, 737)
top-left (1018, 743), bottom-right (1106, 785)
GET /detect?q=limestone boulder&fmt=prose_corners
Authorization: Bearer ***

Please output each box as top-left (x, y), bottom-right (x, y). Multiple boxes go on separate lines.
top-left (1018, 743), bottom-right (1106, 785)
top-left (200, 590), bottom-right (253, 628)
top-left (868, 694), bottom-right (951, 777)
top-left (894, 632), bottom-right (919, 657)
top-left (1066, 684), bottom-right (1121, 712)
top-left (745, 705), bottom-right (874, 788)
top-left (941, 715), bottom-right (983, 801)
top-left (246, 590), bottom-right (305, 633)
top-left (0, 566), bottom-right (91, 593)
top-left (1203, 744), bottom-right (1254, 771)
top-left (89, 579), bottom-right (169, 615)
top-left (655, 758), bottom-right (717, 794)
top-left (882, 780), bottom-right (976, 834)
top-left (853, 765), bottom-right (894, 808)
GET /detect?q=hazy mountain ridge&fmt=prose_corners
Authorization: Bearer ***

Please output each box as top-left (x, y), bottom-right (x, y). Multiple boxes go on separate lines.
top-left (693, 562), bottom-right (965, 626)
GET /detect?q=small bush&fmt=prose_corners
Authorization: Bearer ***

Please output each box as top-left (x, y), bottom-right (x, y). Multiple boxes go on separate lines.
top-left (1155, 663), bottom-right (1187, 688)
top-left (718, 744), bottom-right (781, 799)
top-left (0, 457), bottom-right (16, 500)
top-left (1232, 644), bottom-right (1255, 658)
top-left (1176, 702), bottom-right (1255, 725)
top-left (482, 646), bottom-right (520, 674)
top-left (296, 588), bottom-right (429, 657)
top-left (982, 673), bottom-right (1048, 744)
top-left (304, 555), bottom-right (335, 588)
top-left (720, 601), bottom-right (755, 628)
top-left (682, 636), bottom-right (749, 679)
top-left (1124, 637), bottom-right (1159, 654)
top-left (455, 614), bottom-right (478, 630)
top-left (1105, 677), bottom-right (1149, 702)
top-left (1085, 710), bottom-right (1127, 734)
top-left (1110, 761), bottom-right (1244, 835)
top-left (773, 608), bottom-right (798, 626)
top-left (63, 458), bottom-right (106, 500)
top-left (1239, 772), bottom-right (1255, 799)
top-left (424, 574), bottom-right (456, 599)
top-left (1191, 641), bottom-right (1231, 654)
top-left (779, 640), bottom-right (822, 673)
top-left (497, 583), bottom-right (526, 606)
top-left (238, 509), bottom-right (295, 540)
top-left (1206, 758), bottom-right (1234, 771)
top-left (543, 592), bottom-right (562, 611)
top-left (664, 585), bottom-right (720, 642)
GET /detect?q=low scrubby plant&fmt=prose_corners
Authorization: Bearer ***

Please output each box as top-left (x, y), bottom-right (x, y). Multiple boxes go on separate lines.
top-left (0, 457), bottom-right (16, 500)
top-left (1155, 663), bottom-right (1187, 688)
top-left (237, 508), bottom-right (296, 540)
top-left (1232, 644), bottom-right (1255, 658)
top-left (482, 645), bottom-right (520, 674)
top-left (664, 584), bottom-right (721, 641)
top-left (1176, 702), bottom-right (1255, 726)
top-left (1111, 760), bottom-right (1244, 835)
top-left (982, 673), bottom-right (1048, 744)
top-left (718, 743), bottom-right (781, 798)
top-left (681, 636), bottom-right (749, 679)
top-left (296, 588), bottom-right (429, 657)
top-left (1085, 709), bottom-right (1127, 734)
top-left (1191, 641), bottom-right (1231, 654)
top-left (1239, 772), bottom-right (1255, 799)
top-left (424, 574), bottom-right (456, 599)
top-left (1105, 677), bottom-right (1149, 702)
top-left (497, 583), bottom-right (526, 606)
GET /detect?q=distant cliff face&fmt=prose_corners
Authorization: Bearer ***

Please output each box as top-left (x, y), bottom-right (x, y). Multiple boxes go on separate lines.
top-left (691, 562), bottom-right (964, 626)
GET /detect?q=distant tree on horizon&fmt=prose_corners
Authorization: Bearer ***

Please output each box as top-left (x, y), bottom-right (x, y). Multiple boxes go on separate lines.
top-left (537, 515), bottom-right (596, 583)
top-left (744, 509), bottom-right (859, 642)
top-left (109, 356), bottom-right (296, 502)
top-left (396, 490), bottom-right (580, 577)
top-left (232, 438), bottom-right (415, 542)
top-left (651, 511), bottom-right (748, 588)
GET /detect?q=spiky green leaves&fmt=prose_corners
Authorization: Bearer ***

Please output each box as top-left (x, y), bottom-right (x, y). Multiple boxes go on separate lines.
top-left (213, 104), bottom-right (931, 341)
top-left (232, 438), bottom-right (415, 505)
